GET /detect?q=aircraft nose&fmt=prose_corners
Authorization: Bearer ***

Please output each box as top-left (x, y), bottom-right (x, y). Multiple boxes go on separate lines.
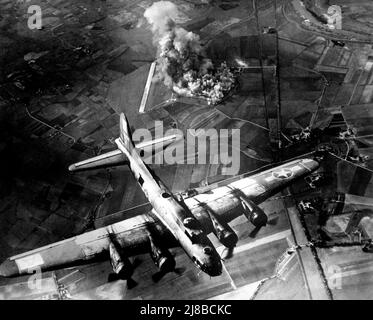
top-left (207, 265), bottom-right (222, 277)
top-left (204, 259), bottom-right (223, 277)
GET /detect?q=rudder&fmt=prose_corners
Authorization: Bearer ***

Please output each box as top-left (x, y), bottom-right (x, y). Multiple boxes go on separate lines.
top-left (119, 113), bottom-right (134, 152)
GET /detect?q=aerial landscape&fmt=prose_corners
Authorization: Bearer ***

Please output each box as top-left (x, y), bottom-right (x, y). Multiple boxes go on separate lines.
top-left (0, 0), bottom-right (373, 301)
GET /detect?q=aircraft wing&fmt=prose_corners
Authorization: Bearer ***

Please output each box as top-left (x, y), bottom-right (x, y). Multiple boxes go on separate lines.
top-left (242, 157), bottom-right (320, 203)
top-left (93, 158), bottom-right (321, 231)
top-left (183, 158), bottom-right (320, 225)
top-left (0, 213), bottom-right (176, 278)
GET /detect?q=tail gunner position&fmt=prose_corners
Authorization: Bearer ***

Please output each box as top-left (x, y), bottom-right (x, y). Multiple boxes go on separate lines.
top-left (115, 114), bottom-right (222, 276)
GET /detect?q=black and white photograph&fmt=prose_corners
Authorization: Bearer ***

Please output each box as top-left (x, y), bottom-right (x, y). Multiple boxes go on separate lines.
top-left (0, 0), bottom-right (373, 305)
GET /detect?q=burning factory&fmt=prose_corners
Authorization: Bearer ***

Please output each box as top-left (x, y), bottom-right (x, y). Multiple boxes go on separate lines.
top-left (144, 1), bottom-right (237, 105)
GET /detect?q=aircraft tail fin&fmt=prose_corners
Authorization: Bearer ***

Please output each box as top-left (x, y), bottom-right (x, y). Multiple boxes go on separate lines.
top-left (119, 113), bottom-right (134, 152)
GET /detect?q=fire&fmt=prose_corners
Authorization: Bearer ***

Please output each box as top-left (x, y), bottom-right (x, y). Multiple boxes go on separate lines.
top-left (144, 1), bottom-right (236, 105)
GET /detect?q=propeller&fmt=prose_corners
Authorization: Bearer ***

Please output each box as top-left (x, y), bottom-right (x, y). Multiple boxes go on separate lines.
top-left (106, 228), bottom-right (141, 289)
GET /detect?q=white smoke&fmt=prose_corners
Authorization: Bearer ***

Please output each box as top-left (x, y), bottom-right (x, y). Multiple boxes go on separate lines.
top-left (144, 1), bottom-right (236, 105)
top-left (144, 1), bottom-right (181, 34)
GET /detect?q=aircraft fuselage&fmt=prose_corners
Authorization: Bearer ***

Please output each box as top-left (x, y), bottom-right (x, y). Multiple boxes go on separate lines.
top-left (115, 138), bottom-right (222, 277)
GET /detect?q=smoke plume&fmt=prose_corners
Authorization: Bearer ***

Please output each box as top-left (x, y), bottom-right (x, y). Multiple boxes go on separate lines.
top-left (144, 1), bottom-right (236, 105)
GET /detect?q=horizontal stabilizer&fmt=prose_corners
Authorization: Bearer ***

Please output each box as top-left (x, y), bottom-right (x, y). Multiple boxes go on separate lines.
top-left (69, 149), bottom-right (127, 172)
top-left (69, 132), bottom-right (183, 172)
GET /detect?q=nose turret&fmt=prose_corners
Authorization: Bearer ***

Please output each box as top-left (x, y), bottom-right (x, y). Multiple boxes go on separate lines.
top-left (198, 245), bottom-right (223, 277)
top-left (204, 259), bottom-right (223, 277)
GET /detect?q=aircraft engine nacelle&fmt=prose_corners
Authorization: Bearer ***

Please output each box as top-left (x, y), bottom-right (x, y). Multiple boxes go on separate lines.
top-left (241, 198), bottom-right (268, 228)
top-left (149, 234), bottom-right (176, 274)
top-left (109, 241), bottom-right (134, 280)
top-left (209, 212), bottom-right (238, 249)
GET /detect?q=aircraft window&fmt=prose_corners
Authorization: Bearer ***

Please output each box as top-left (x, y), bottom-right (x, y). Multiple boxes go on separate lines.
top-left (185, 230), bottom-right (192, 241)
top-left (192, 256), bottom-right (202, 267)
top-left (162, 192), bottom-right (171, 199)
top-left (138, 175), bottom-right (144, 186)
